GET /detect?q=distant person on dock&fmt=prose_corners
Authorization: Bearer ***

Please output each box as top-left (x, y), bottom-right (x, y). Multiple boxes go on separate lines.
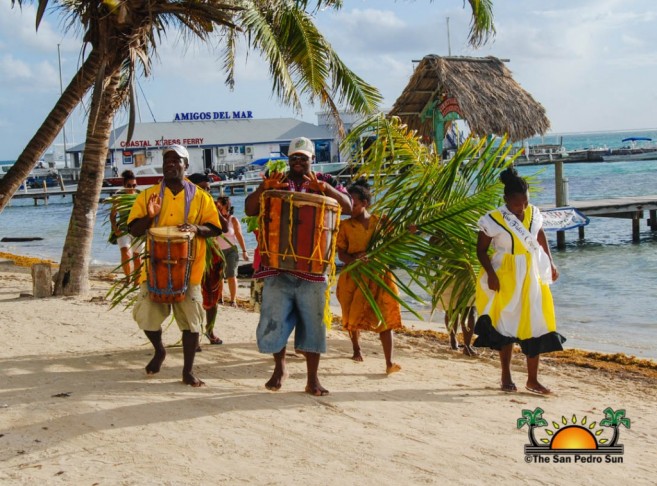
top-left (244, 136), bottom-right (352, 396)
top-left (128, 145), bottom-right (221, 387)
top-left (110, 170), bottom-right (143, 282)
top-left (474, 167), bottom-right (564, 395)
top-left (336, 178), bottom-right (402, 374)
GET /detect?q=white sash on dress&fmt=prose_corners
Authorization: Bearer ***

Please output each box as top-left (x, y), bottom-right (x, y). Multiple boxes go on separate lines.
top-left (498, 206), bottom-right (553, 284)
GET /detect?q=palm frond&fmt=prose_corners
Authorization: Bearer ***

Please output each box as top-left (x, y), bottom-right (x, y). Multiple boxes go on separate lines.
top-left (339, 115), bottom-right (519, 326)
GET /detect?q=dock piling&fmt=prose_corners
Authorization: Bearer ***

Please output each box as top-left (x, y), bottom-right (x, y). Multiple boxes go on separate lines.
top-left (554, 161), bottom-right (566, 249)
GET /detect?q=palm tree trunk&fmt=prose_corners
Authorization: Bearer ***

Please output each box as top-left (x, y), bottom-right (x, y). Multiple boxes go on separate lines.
top-left (54, 71), bottom-right (123, 296)
top-left (0, 48), bottom-right (102, 214)
top-left (528, 426), bottom-right (539, 447)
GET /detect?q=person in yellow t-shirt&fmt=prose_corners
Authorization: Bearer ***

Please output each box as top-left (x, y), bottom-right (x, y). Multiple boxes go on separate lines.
top-left (128, 145), bottom-right (221, 387)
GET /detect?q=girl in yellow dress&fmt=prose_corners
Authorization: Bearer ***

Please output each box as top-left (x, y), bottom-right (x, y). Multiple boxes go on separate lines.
top-left (336, 179), bottom-right (402, 374)
top-left (474, 167), bottom-right (565, 394)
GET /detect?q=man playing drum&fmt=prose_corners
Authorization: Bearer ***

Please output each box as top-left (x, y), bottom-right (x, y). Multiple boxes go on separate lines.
top-left (245, 136), bottom-right (352, 396)
top-left (128, 145), bottom-right (221, 387)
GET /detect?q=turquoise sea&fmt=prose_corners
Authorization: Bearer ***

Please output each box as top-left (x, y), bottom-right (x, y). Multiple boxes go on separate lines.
top-left (1, 130), bottom-right (657, 359)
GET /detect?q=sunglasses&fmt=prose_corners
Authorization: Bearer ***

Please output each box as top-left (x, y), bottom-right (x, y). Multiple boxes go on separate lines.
top-left (289, 154), bottom-right (309, 162)
top-left (125, 184), bottom-right (138, 188)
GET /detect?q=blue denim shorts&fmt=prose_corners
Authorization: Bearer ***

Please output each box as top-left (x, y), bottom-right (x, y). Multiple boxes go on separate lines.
top-left (256, 273), bottom-right (328, 354)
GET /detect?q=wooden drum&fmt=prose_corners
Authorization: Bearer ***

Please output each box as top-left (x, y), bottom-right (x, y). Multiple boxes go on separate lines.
top-left (258, 190), bottom-right (340, 275)
top-left (147, 226), bottom-right (195, 303)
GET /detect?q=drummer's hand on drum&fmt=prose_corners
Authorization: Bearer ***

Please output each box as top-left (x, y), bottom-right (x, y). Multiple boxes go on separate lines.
top-left (147, 194), bottom-right (162, 218)
top-left (262, 172), bottom-right (289, 190)
top-left (178, 223), bottom-right (198, 234)
top-left (303, 171), bottom-right (326, 193)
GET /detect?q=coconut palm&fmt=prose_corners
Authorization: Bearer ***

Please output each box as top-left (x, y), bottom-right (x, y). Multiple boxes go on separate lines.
top-left (48, 0), bottom-right (386, 295)
top-left (4, 1), bottom-right (496, 296)
top-left (340, 115), bottom-right (517, 324)
top-left (599, 408), bottom-right (631, 447)
top-left (516, 407), bottom-right (548, 447)
top-left (0, 0), bottom-right (497, 216)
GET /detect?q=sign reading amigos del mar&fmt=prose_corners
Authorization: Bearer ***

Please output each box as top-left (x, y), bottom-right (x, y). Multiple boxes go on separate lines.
top-left (173, 110), bottom-right (254, 121)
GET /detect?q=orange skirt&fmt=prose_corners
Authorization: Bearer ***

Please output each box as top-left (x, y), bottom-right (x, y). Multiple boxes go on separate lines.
top-left (336, 270), bottom-right (402, 333)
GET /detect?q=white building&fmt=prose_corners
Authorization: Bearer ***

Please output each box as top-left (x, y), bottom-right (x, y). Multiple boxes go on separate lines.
top-left (67, 113), bottom-right (357, 178)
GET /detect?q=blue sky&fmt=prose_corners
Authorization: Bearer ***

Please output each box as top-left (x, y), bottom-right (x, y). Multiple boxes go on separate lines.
top-left (1, 0), bottom-right (657, 159)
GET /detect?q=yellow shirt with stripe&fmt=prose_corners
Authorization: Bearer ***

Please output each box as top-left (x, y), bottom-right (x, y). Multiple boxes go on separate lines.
top-left (128, 182), bottom-right (221, 285)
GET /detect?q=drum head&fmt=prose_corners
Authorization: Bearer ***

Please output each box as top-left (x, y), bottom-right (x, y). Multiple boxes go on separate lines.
top-left (149, 226), bottom-right (195, 241)
top-left (264, 189), bottom-right (340, 209)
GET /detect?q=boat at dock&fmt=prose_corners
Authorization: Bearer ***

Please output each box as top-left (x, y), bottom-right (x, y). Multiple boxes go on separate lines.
top-left (103, 166), bottom-right (163, 187)
top-left (601, 137), bottom-right (657, 162)
top-left (519, 143), bottom-right (569, 164)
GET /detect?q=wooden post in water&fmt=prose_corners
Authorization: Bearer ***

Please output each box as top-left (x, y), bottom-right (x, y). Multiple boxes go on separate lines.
top-left (649, 210), bottom-right (657, 231)
top-left (632, 212), bottom-right (641, 243)
top-left (554, 160), bottom-right (566, 249)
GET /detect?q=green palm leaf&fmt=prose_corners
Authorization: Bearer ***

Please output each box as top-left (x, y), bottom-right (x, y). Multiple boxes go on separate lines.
top-left (340, 115), bottom-right (519, 326)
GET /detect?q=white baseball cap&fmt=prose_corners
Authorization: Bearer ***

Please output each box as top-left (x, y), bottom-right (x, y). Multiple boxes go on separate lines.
top-left (163, 144), bottom-right (189, 160)
top-left (288, 137), bottom-right (315, 158)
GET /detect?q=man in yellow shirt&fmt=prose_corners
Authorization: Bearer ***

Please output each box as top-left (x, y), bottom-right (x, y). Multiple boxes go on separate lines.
top-left (128, 145), bottom-right (221, 387)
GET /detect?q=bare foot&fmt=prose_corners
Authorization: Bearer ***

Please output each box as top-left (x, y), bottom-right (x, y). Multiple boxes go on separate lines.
top-left (525, 382), bottom-right (551, 395)
top-left (386, 363), bottom-right (402, 375)
top-left (501, 382), bottom-right (517, 392)
top-left (305, 383), bottom-right (329, 396)
top-left (182, 371), bottom-right (206, 387)
top-left (206, 332), bottom-right (223, 345)
top-left (351, 349), bottom-right (363, 362)
top-left (462, 345), bottom-right (477, 357)
top-left (145, 349), bottom-right (166, 375)
top-left (449, 333), bottom-right (458, 351)
top-left (265, 369), bottom-right (288, 391)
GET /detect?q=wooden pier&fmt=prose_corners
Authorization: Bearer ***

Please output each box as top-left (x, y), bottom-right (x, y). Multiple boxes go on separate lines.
top-left (10, 186), bottom-right (120, 205)
top-left (541, 195), bottom-right (657, 247)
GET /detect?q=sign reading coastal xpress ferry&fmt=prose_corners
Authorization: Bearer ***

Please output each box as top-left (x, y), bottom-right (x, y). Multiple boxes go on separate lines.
top-left (173, 110), bottom-right (254, 121)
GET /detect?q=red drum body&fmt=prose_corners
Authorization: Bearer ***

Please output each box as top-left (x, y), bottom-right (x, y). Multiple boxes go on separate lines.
top-left (259, 190), bottom-right (340, 275)
top-left (147, 226), bottom-right (195, 303)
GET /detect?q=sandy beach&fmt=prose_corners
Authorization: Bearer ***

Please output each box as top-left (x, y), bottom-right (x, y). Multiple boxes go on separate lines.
top-left (1, 260), bottom-right (656, 485)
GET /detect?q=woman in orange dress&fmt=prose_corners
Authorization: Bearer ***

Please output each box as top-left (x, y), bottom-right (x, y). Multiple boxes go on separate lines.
top-left (336, 179), bottom-right (402, 374)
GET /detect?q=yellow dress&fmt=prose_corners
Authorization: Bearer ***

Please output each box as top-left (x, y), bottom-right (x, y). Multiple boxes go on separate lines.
top-left (474, 205), bottom-right (564, 356)
top-left (336, 215), bottom-right (402, 333)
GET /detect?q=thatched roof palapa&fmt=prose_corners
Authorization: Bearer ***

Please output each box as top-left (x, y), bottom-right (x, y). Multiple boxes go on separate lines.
top-left (389, 55), bottom-right (550, 143)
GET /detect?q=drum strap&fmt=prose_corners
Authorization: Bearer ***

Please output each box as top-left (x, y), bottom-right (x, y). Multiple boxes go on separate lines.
top-left (154, 180), bottom-right (197, 226)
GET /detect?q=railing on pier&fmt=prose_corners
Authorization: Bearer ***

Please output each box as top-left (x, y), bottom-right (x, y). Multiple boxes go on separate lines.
top-left (540, 196), bottom-right (657, 246)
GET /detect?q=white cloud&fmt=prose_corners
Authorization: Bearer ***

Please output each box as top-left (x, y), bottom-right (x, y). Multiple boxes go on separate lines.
top-left (0, 3), bottom-right (79, 54)
top-left (0, 54), bottom-right (59, 91)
